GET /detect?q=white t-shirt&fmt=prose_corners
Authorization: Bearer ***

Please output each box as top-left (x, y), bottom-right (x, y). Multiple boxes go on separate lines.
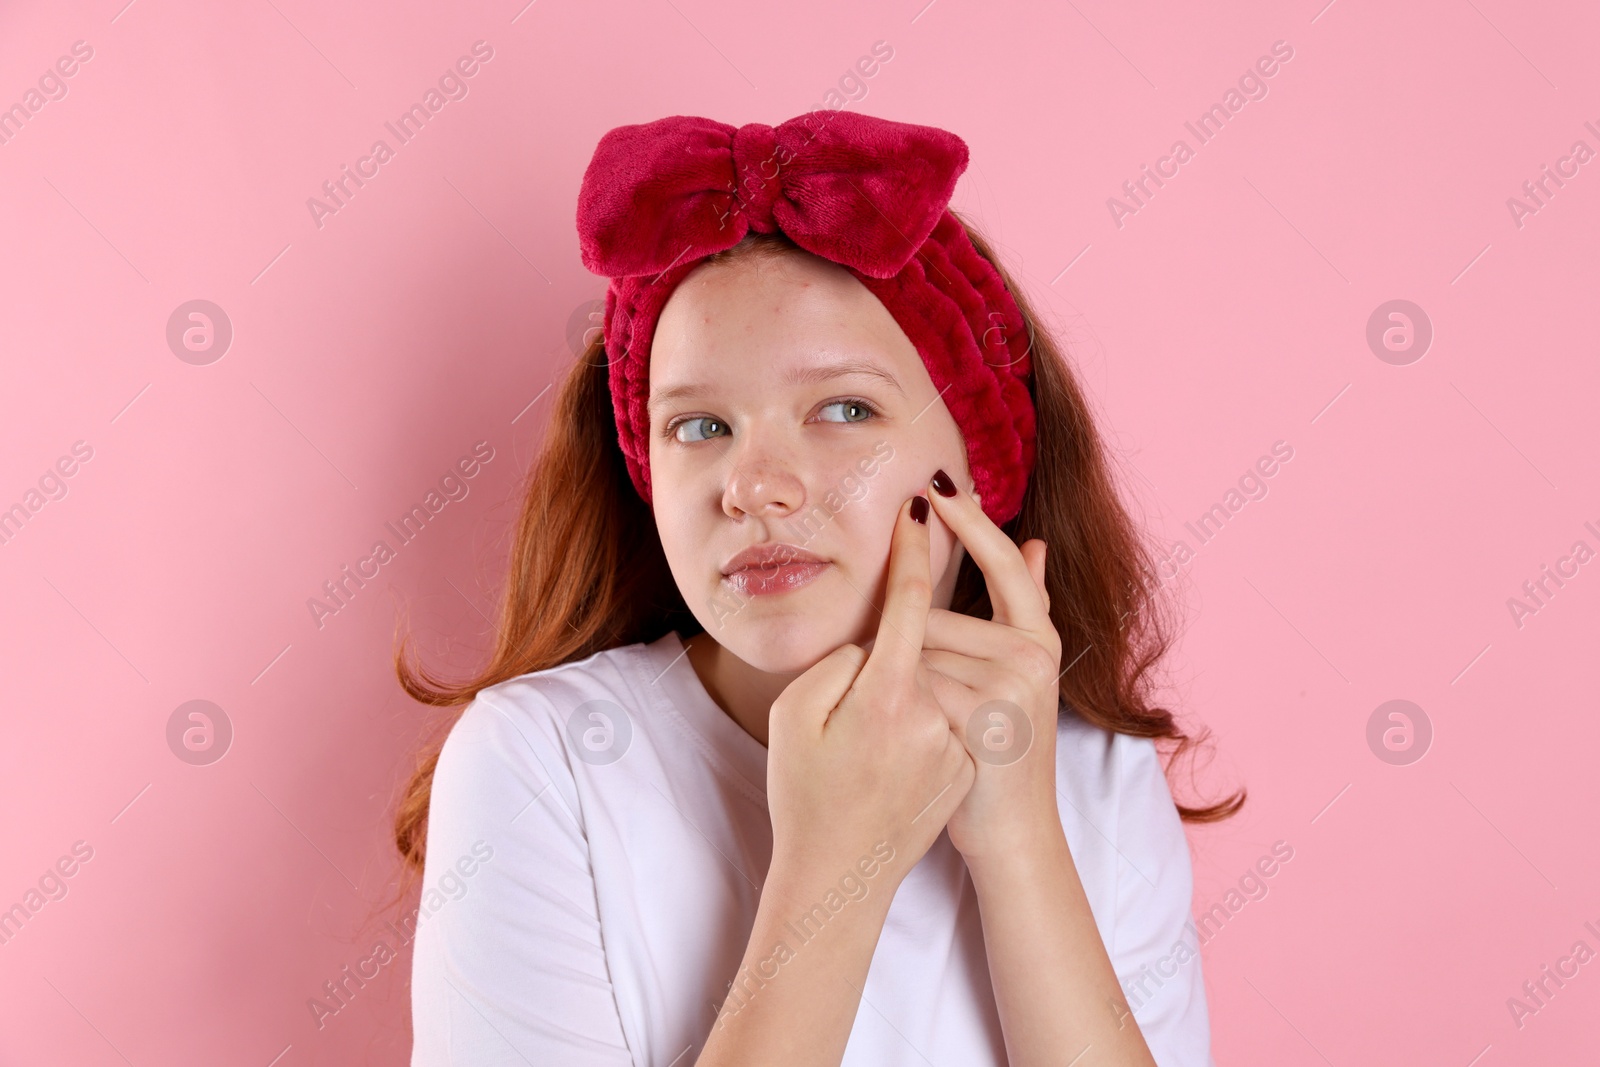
top-left (408, 629), bottom-right (1214, 1066)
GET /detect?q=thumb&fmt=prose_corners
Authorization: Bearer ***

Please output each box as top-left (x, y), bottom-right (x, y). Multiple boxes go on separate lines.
top-left (771, 642), bottom-right (869, 738)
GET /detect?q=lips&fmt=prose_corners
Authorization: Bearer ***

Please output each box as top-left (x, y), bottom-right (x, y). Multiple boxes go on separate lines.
top-left (720, 543), bottom-right (830, 598)
top-left (723, 560), bottom-right (829, 597)
top-left (720, 542), bottom-right (827, 576)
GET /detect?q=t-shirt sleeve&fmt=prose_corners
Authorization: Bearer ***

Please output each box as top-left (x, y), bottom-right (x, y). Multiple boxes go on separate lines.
top-left (1109, 734), bottom-right (1215, 1067)
top-left (408, 690), bottom-right (636, 1066)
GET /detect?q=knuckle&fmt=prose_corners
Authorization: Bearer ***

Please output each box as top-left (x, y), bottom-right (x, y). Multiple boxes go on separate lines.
top-left (920, 714), bottom-right (954, 751)
top-left (897, 577), bottom-right (933, 608)
top-left (1015, 638), bottom-right (1057, 682)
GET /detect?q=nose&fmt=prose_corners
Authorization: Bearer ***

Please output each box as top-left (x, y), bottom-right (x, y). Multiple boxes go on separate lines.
top-left (720, 432), bottom-right (806, 519)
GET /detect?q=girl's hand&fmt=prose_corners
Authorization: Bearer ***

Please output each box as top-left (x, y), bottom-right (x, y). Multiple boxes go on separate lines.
top-left (766, 494), bottom-right (976, 890)
top-left (921, 470), bottom-right (1066, 864)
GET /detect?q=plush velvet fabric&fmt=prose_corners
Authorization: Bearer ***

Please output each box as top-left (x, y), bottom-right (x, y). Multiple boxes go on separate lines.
top-left (576, 110), bottom-right (1036, 527)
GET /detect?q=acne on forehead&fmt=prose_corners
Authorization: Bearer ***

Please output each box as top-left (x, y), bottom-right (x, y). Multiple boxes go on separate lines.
top-left (652, 257), bottom-right (920, 387)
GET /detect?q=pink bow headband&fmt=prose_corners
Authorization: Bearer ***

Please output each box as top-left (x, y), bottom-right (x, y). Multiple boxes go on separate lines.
top-left (575, 110), bottom-right (1037, 526)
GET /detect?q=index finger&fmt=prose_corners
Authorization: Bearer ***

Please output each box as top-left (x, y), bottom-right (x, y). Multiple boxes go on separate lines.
top-left (861, 493), bottom-right (933, 684)
top-left (926, 471), bottom-right (1049, 632)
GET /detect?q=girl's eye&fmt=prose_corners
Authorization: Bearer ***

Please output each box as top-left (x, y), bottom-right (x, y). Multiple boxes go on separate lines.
top-left (665, 398), bottom-right (878, 443)
top-left (815, 399), bottom-right (878, 424)
top-left (670, 416), bottom-right (728, 443)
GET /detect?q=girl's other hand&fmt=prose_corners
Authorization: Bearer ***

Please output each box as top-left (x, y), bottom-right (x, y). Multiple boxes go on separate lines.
top-left (921, 469), bottom-right (1065, 864)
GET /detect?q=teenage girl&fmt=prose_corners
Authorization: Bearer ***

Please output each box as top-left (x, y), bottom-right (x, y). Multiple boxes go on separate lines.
top-left (394, 111), bottom-right (1241, 1067)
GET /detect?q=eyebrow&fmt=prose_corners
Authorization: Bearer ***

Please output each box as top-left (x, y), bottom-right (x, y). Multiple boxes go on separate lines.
top-left (648, 358), bottom-right (906, 412)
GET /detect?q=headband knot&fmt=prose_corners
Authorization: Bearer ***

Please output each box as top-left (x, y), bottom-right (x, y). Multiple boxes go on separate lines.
top-left (730, 122), bottom-right (781, 233)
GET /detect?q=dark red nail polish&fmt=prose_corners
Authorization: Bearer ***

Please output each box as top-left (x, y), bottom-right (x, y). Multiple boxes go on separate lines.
top-left (931, 469), bottom-right (956, 497)
top-left (910, 496), bottom-right (929, 524)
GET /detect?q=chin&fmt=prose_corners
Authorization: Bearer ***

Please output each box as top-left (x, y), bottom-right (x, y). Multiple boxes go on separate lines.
top-left (712, 605), bottom-right (867, 676)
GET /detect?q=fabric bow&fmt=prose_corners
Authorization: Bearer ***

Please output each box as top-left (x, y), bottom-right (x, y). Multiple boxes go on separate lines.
top-left (577, 111), bottom-right (970, 281)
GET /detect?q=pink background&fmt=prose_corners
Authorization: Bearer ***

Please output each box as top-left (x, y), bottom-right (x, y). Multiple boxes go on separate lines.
top-left (2, 0), bottom-right (1597, 1063)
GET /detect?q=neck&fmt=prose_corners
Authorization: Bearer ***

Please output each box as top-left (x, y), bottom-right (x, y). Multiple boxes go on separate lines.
top-left (682, 631), bottom-right (801, 749)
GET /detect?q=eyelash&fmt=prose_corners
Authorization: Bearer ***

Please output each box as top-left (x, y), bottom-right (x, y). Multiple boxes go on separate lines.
top-left (662, 397), bottom-right (882, 442)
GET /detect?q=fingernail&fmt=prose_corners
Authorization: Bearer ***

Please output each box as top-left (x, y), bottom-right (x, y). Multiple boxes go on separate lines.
top-left (910, 496), bottom-right (929, 524)
top-left (931, 469), bottom-right (957, 497)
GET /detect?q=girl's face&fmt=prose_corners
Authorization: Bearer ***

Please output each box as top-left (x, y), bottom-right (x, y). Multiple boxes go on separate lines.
top-left (647, 248), bottom-right (978, 676)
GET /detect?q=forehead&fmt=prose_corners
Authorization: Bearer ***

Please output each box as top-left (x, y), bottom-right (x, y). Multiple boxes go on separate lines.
top-left (647, 250), bottom-right (921, 400)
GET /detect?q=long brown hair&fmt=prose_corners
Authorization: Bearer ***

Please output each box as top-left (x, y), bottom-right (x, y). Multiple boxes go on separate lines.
top-left (389, 211), bottom-right (1243, 887)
